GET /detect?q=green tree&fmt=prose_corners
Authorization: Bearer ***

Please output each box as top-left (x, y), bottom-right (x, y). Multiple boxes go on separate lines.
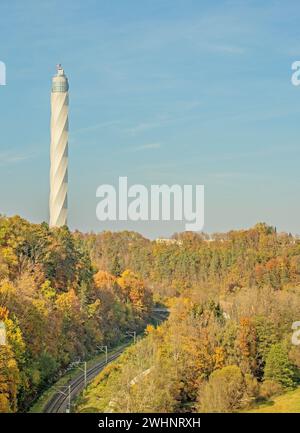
top-left (264, 343), bottom-right (295, 389)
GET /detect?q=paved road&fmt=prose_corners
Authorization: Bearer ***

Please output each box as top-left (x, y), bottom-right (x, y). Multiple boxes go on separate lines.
top-left (43, 310), bottom-right (169, 413)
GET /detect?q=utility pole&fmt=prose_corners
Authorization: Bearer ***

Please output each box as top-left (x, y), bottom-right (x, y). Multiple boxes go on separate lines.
top-left (70, 360), bottom-right (87, 388)
top-left (53, 385), bottom-right (71, 413)
top-left (80, 361), bottom-right (87, 388)
top-left (97, 345), bottom-right (108, 364)
top-left (126, 331), bottom-right (136, 344)
top-left (68, 384), bottom-right (71, 413)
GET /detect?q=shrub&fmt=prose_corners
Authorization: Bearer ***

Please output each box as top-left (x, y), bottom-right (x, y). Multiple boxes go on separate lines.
top-left (197, 365), bottom-right (246, 413)
top-left (260, 380), bottom-right (283, 399)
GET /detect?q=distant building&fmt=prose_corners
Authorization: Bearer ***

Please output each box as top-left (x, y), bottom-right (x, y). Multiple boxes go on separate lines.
top-left (155, 238), bottom-right (183, 246)
top-left (0, 321), bottom-right (6, 345)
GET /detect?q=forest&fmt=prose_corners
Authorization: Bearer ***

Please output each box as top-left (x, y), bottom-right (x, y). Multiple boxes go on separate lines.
top-left (0, 216), bottom-right (152, 412)
top-left (1, 217), bottom-right (300, 412)
top-left (77, 291), bottom-right (300, 412)
top-left (77, 223), bottom-right (300, 412)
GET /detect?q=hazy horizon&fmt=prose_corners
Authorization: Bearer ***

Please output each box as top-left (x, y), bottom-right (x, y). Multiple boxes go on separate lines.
top-left (1, 210), bottom-right (298, 241)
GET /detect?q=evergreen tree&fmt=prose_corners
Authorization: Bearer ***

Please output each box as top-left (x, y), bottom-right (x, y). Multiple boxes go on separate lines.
top-left (264, 343), bottom-right (295, 388)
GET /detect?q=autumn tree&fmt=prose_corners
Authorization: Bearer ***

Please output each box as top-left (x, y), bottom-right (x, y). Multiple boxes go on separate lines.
top-left (117, 270), bottom-right (152, 316)
top-left (197, 365), bottom-right (246, 413)
top-left (236, 317), bottom-right (257, 375)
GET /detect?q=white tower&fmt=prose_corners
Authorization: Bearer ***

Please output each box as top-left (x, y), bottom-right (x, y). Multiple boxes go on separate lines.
top-left (49, 64), bottom-right (69, 227)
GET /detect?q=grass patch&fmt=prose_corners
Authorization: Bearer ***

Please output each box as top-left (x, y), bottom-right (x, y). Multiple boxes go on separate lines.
top-left (247, 387), bottom-right (300, 413)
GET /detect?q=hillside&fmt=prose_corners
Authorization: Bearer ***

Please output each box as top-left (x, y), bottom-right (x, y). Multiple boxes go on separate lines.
top-left (1, 216), bottom-right (300, 413)
top-left (76, 294), bottom-right (300, 413)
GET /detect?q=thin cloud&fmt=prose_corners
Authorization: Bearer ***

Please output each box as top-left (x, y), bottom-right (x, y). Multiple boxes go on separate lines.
top-left (207, 44), bottom-right (245, 54)
top-left (131, 142), bottom-right (161, 151)
top-left (0, 151), bottom-right (37, 165)
top-left (126, 121), bottom-right (166, 135)
top-left (125, 102), bottom-right (202, 137)
top-left (73, 120), bottom-right (121, 135)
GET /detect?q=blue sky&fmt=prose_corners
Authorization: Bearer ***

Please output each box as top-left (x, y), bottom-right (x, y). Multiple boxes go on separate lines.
top-left (0, 0), bottom-right (300, 238)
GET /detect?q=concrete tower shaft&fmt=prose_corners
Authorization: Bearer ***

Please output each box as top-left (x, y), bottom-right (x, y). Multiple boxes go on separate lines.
top-left (49, 65), bottom-right (69, 227)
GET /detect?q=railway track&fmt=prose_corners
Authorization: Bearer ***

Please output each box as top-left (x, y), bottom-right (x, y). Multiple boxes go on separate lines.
top-left (44, 346), bottom-right (128, 413)
top-left (43, 310), bottom-right (169, 413)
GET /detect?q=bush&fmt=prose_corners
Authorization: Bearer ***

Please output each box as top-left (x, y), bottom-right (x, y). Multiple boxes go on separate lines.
top-left (244, 373), bottom-right (259, 401)
top-left (260, 380), bottom-right (283, 399)
top-left (197, 365), bottom-right (246, 413)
